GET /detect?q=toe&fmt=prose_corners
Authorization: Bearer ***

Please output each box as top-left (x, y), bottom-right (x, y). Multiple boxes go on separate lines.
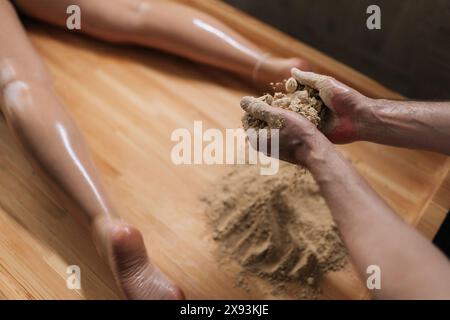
top-left (109, 223), bottom-right (184, 300)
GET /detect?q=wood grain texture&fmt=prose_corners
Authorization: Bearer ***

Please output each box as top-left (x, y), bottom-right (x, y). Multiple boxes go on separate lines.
top-left (0, 0), bottom-right (448, 299)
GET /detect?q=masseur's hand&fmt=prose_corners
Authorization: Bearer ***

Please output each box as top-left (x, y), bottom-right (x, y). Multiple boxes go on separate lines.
top-left (291, 68), bottom-right (370, 144)
top-left (240, 96), bottom-right (334, 168)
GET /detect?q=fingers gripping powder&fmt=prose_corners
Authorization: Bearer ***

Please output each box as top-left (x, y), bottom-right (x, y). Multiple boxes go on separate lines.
top-left (242, 76), bottom-right (328, 131)
top-left (241, 97), bottom-right (285, 130)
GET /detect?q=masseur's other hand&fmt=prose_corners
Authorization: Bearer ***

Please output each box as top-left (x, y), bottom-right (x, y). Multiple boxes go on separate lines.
top-left (291, 68), bottom-right (369, 144)
top-left (240, 96), bottom-right (334, 168)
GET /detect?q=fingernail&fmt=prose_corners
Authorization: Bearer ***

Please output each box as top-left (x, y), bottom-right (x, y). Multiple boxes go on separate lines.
top-left (291, 67), bottom-right (302, 76)
top-left (240, 96), bottom-right (254, 110)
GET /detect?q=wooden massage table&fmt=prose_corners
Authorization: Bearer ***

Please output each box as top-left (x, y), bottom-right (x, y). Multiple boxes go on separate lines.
top-left (0, 0), bottom-right (448, 299)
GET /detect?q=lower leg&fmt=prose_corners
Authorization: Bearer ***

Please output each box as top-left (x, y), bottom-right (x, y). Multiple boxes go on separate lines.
top-left (1, 71), bottom-right (183, 300)
top-left (1, 1), bottom-right (182, 299)
top-left (14, 0), bottom-right (311, 86)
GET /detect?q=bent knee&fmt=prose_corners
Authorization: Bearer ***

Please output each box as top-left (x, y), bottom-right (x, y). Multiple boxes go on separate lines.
top-left (1, 80), bottom-right (32, 119)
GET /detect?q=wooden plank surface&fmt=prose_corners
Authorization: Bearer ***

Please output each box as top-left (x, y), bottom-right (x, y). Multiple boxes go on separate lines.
top-left (0, 0), bottom-right (448, 299)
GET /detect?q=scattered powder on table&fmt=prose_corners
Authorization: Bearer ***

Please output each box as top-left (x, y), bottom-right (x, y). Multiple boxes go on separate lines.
top-left (242, 77), bottom-right (328, 131)
top-left (202, 163), bottom-right (347, 299)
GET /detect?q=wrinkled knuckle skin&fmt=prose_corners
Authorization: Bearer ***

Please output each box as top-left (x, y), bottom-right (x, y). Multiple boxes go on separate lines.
top-left (319, 76), bottom-right (333, 89)
top-left (114, 250), bottom-right (148, 279)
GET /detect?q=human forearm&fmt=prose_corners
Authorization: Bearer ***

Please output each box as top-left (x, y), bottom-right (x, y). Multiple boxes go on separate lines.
top-left (287, 69), bottom-right (450, 154)
top-left (306, 148), bottom-right (450, 299)
top-left (242, 69), bottom-right (450, 299)
top-left (356, 99), bottom-right (450, 154)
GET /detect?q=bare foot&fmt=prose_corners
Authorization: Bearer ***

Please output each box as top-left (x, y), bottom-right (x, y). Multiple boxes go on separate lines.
top-left (254, 57), bottom-right (311, 90)
top-left (93, 218), bottom-right (184, 300)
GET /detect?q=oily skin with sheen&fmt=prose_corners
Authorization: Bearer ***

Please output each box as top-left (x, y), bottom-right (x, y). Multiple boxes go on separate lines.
top-left (13, 0), bottom-right (310, 86)
top-left (0, 0), bottom-right (311, 300)
top-left (4, 0), bottom-right (449, 300)
top-left (0, 0), bottom-right (183, 300)
top-left (241, 68), bottom-right (450, 299)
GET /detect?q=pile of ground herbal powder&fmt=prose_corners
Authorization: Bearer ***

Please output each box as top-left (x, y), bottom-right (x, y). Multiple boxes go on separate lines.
top-left (242, 77), bottom-right (327, 130)
top-left (202, 77), bottom-right (347, 299)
